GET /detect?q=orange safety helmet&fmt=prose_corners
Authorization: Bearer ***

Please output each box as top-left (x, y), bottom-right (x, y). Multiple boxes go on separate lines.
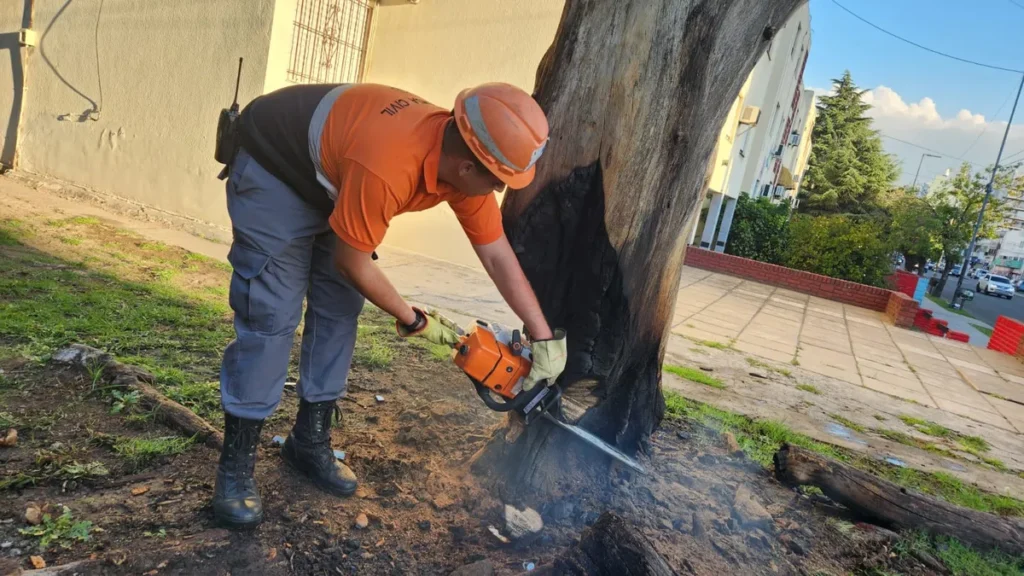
top-left (454, 83), bottom-right (549, 190)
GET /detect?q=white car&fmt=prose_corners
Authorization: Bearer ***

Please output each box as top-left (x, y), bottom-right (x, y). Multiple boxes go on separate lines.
top-left (978, 274), bottom-right (1015, 299)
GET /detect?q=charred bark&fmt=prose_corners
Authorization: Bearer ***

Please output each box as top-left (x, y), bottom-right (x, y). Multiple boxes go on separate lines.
top-left (774, 444), bottom-right (1024, 556)
top-left (553, 512), bottom-right (677, 576)
top-left (478, 0), bottom-right (805, 499)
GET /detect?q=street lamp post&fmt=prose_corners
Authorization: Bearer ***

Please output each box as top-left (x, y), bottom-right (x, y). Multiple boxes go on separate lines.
top-left (952, 73), bottom-right (1024, 307)
top-left (911, 153), bottom-right (941, 191)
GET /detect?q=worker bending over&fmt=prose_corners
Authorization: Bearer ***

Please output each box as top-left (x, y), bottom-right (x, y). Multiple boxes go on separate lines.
top-left (213, 82), bottom-right (567, 529)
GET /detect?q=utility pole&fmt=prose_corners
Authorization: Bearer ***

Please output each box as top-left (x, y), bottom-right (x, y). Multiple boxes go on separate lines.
top-left (952, 73), bottom-right (1024, 305)
top-left (911, 153), bottom-right (940, 191)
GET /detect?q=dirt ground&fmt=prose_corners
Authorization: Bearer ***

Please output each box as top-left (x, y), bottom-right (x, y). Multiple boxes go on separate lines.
top-left (1, 348), bottom-right (949, 576)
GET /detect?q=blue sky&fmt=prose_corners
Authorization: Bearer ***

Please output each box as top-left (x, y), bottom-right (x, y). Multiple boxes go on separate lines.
top-left (802, 0), bottom-right (1024, 184)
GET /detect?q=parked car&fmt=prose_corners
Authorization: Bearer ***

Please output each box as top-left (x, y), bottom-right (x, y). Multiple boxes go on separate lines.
top-left (973, 270), bottom-right (989, 281)
top-left (1016, 279), bottom-right (1024, 292)
top-left (978, 274), bottom-right (1015, 299)
top-left (950, 265), bottom-right (962, 277)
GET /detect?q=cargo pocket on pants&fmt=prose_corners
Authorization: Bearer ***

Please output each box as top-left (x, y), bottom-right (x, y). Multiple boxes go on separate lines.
top-left (227, 244), bottom-right (274, 334)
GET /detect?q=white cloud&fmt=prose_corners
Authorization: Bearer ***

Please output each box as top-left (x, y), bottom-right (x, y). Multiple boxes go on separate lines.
top-left (853, 85), bottom-right (1024, 185)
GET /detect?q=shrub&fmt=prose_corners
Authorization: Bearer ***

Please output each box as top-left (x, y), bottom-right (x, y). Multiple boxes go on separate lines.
top-left (783, 214), bottom-right (892, 287)
top-left (725, 195), bottom-right (791, 264)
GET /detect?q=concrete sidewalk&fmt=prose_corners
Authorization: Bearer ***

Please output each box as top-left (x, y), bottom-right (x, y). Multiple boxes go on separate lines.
top-left (926, 301), bottom-right (992, 347)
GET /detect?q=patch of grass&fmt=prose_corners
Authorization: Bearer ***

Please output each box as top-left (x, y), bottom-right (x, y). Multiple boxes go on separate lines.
top-left (693, 338), bottom-right (729, 350)
top-left (354, 336), bottom-right (395, 370)
top-left (688, 347), bottom-right (706, 354)
top-left (926, 294), bottom-right (976, 320)
top-left (109, 435), bottom-right (195, 470)
top-left (664, 364), bottom-right (726, 390)
top-left (828, 413), bottom-right (866, 433)
top-left (0, 454), bottom-right (108, 491)
top-left (0, 411), bottom-right (19, 428)
top-left (409, 338), bottom-right (454, 362)
top-left (895, 531), bottom-right (1024, 576)
top-left (664, 391), bottom-right (1024, 517)
top-left (796, 383), bottom-right (821, 395)
top-left (898, 415), bottom-right (953, 438)
top-left (746, 357), bottom-right (793, 377)
top-left (164, 381), bottom-right (220, 422)
top-left (19, 506), bottom-right (92, 550)
top-left (58, 236), bottom-right (82, 246)
top-left (970, 323), bottom-right (994, 338)
top-left (138, 242), bottom-right (168, 251)
top-left (877, 428), bottom-right (916, 445)
top-left (67, 216), bottom-right (101, 226)
top-left (957, 435), bottom-right (991, 454)
top-left (791, 358), bottom-right (800, 366)
top-left (873, 414), bottom-right (887, 421)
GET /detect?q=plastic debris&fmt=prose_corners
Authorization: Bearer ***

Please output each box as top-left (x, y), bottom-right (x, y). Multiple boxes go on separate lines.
top-left (271, 435), bottom-right (286, 447)
top-left (523, 561), bottom-right (536, 571)
top-left (333, 449), bottom-right (346, 461)
top-left (375, 395), bottom-right (385, 403)
top-left (487, 525), bottom-right (510, 544)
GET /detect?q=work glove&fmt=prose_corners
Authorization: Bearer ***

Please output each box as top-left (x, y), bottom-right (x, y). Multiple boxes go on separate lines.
top-left (522, 329), bottom-right (567, 391)
top-left (396, 307), bottom-right (461, 348)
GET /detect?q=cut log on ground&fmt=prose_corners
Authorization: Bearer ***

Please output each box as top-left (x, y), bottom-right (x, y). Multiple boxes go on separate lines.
top-left (53, 344), bottom-right (224, 450)
top-left (553, 512), bottom-right (677, 576)
top-left (774, 444), bottom-right (1024, 556)
top-left (476, 0), bottom-right (806, 500)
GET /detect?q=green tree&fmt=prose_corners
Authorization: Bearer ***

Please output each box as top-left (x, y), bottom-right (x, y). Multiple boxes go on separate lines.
top-left (724, 195), bottom-right (791, 264)
top-left (784, 214), bottom-right (893, 287)
top-left (885, 187), bottom-right (942, 275)
top-left (799, 71), bottom-right (900, 215)
top-left (927, 162), bottom-right (1012, 296)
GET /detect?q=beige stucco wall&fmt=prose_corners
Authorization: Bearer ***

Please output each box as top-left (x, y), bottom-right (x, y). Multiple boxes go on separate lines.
top-left (6, 0), bottom-right (275, 228)
top-left (0, 2), bottom-right (25, 167)
top-left (365, 0), bottom-right (563, 268)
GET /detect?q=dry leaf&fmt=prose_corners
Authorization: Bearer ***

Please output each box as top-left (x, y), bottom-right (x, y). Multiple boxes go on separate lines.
top-left (0, 428), bottom-right (17, 447)
top-left (30, 555), bottom-right (46, 569)
top-left (131, 486), bottom-right (150, 496)
top-left (266, 547), bottom-right (277, 561)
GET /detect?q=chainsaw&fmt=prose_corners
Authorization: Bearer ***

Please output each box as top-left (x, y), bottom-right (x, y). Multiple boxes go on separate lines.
top-left (448, 317), bottom-right (644, 473)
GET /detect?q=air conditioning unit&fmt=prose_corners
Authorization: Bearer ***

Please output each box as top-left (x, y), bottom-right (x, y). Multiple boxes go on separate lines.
top-left (788, 132), bottom-right (800, 146)
top-left (773, 185), bottom-right (786, 198)
top-left (738, 106), bottom-right (761, 126)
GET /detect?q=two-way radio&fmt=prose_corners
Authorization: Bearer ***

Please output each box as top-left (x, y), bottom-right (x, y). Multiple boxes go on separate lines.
top-left (215, 57), bottom-right (244, 164)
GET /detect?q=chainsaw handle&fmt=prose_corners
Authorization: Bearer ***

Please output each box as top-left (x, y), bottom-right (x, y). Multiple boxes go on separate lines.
top-left (473, 380), bottom-right (518, 412)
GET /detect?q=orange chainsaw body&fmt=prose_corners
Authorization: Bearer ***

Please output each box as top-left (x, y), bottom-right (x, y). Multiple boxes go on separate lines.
top-left (453, 323), bottom-right (532, 400)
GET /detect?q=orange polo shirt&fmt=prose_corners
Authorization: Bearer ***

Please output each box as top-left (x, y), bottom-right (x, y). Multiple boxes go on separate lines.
top-left (299, 84), bottom-right (502, 253)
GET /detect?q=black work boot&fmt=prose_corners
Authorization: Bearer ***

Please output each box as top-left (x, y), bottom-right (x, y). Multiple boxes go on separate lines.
top-left (212, 413), bottom-right (265, 529)
top-left (281, 399), bottom-right (358, 496)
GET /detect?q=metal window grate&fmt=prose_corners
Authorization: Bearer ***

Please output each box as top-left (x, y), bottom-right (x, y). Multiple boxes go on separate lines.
top-left (287, 0), bottom-right (374, 85)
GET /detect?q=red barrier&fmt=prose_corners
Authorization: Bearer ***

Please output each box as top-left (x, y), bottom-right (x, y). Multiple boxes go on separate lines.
top-left (988, 316), bottom-right (1024, 355)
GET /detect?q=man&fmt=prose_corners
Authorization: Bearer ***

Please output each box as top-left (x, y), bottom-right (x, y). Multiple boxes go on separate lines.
top-left (212, 82), bottom-right (567, 530)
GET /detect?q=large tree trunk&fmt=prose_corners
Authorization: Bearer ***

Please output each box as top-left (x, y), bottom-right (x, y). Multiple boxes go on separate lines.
top-left (930, 254), bottom-right (955, 297)
top-left (774, 445), bottom-right (1024, 556)
top-left (475, 0), bottom-right (805, 501)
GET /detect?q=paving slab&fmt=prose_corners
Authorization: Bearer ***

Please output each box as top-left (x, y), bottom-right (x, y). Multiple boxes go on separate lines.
top-left (925, 385), bottom-right (998, 413)
top-left (933, 397), bottom-right (1014, 430)
top-left (862, 376), bottom-right (937, 407)
top-left (986, 396), bottom-right (1024, 434)
top-left (732, 339), bottom-right (795, 363)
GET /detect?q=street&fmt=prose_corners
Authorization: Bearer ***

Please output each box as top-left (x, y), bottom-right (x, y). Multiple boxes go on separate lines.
top-left (930, 273), bottom-right (1024, 327)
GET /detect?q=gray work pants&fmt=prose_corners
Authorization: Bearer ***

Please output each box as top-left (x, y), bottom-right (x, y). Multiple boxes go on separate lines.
top-left (220, 149), bottom-right (365, 420)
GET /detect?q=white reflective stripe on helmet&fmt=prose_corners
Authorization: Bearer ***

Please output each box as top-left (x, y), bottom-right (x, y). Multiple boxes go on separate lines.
top-left (465, 94), bottom-right (546, 172)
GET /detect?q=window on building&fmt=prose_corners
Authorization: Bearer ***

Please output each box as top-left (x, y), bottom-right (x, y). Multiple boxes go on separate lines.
top-left (791, 23), bottom-right (802, 56)
top-left (287, 0), bottom-right (374, 84)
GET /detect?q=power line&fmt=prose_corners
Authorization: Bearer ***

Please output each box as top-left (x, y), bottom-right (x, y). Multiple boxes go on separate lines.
top-left (960, 88), bottom-right (1016, 158)
top-left (831, 0), bottom-right (1024, 74)
top-left (879, 133), bottom-right (978, 165)
top-left (1008, 0), bottom-right (1024, 12)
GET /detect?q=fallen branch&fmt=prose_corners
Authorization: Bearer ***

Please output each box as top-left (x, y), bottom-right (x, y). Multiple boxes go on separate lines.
top-left (554, 512), bottom-right (677, 575)
top-left (773, 444), bottom-right (1024, 556)
top-left (54, 344), bottom-right (223, 450)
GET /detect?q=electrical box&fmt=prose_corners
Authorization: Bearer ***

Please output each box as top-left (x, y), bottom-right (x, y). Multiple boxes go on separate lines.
top-left (19, 28), bottom-right (37, 47)
top-left (738, 105), bottom-right (761, 126)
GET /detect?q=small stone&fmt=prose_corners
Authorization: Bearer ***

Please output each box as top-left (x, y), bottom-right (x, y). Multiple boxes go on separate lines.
top-left (733, 485), bottom-right (773, 529)
top-left (780, 534), bottom-right (808, 556)
top-left (692, 512), bottom-right (706, 538)
top-left (0, 429), bottom-right (17, 447)
top-left (722, 432), bottom-right (740, 453)
top-left (9, 548), bottom-right (22, 557)
top-left (23, 505), bottom-right (41, 526)
top-left (504, 505), bottom-right (543, 539)
top-left (354, 513), bottom-right (369, 529)
top-left (676, 430), bottom-right (691, 440)
top-left (448, 559), bottom-right (495, 576)
top-left (343, 538), bottom-right (361, 553)
top-left (659, 518), bottom-right (674, 531)
top-left (30, 555), bottom-right (46, 569)
top-left (417, 520), bottom-right (431, 531)
top-left (0, 542), bottom-right (10, 549)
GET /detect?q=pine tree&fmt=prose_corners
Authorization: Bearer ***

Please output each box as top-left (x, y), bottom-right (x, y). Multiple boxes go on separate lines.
top-left (799, 71), bottom-right (900, 214)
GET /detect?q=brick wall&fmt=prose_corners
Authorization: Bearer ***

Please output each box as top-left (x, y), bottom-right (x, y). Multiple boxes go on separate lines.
top-left (988, 316), bottom-right (1024, 356)
top-left (885, 292), bottom-right (919, 329)
top-left (686, 248), bottom-right (893, 311)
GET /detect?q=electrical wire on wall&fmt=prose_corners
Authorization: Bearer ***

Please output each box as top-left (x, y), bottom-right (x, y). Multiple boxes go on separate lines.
top-left (90, 0), bottom-right (104, 120)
